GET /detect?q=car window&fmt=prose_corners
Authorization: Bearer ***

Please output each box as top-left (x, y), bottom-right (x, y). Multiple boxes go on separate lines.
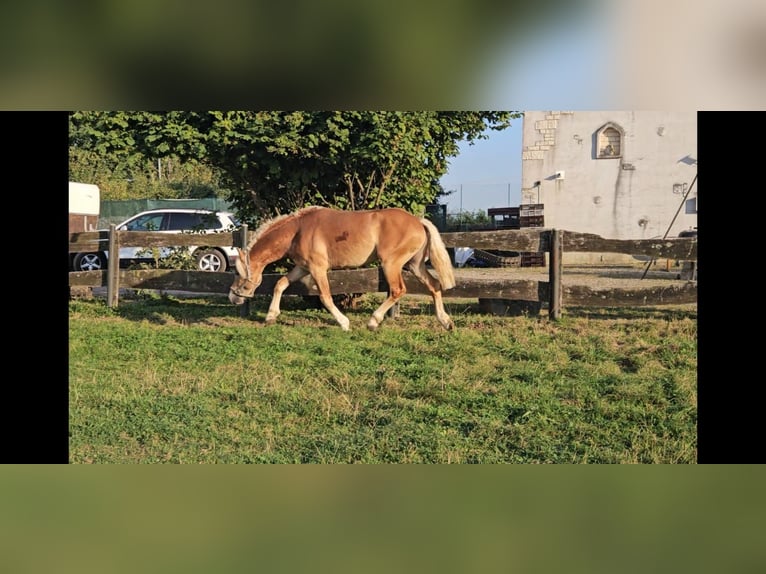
top-left (199, 213), bottom-right (223, 229)
top-left (125, 213), bottom-right (166, 231)
top-left (167, 212), bottom-right (221, 231)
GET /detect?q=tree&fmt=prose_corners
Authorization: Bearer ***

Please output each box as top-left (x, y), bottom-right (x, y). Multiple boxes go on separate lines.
top-left (69, 111), bottom-right (521, 224)
top-left (69, 111), bottom-right (227, 200)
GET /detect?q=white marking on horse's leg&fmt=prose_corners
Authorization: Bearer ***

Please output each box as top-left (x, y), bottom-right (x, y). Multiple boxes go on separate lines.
top-left (320, 294), bottom-right (350, 330)
top-left (265, 267), bottom-right (309, 324)
top-left (369, 271), bottom-right (406, 329)
top-left (312, 270), bottom-right (351, 331)
top-left (431, 290), bottom-right (454, 331)
top-left (369, 307), bottom-right (387, 327)
top-left (331, 308), bottom-right (351, 331)
top-left (409, 261), bottom-right (454, 330)
top-left (264, 276), bottom-right (289, 323)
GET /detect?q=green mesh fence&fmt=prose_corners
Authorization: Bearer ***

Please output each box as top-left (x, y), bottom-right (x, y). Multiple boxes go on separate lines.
top-left (98, 198), bottom-right (234, 227)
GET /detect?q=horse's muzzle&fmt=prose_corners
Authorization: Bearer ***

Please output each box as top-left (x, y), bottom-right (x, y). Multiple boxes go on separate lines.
top-left (229, 276), bottom-right (259, 304)
top-left (230, 286), bottom-right (253, 299)
top-left (229, 286), bottom-right (254, 305)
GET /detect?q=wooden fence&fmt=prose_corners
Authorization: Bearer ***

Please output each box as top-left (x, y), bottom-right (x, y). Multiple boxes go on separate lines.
top-left (68, 225), bottom-right (698, 319)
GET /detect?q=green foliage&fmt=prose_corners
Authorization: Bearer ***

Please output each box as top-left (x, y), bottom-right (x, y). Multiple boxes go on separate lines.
top-left (69, 295), bottom-right (697, 463)
top-left (69, 111), bottom-right (521, 224)
top-left (447, 209), bottom-right (491, 230)
top-left (129, 246), bottom-right (198, 271)
top-left (131, 228), bottom-right (210, 270)
top-left (69, 112), bottom-right (230, 200)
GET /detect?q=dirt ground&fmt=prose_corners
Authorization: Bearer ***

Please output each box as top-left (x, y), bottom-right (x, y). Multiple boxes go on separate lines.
top-left (453, 260), bottom-right (695, 289)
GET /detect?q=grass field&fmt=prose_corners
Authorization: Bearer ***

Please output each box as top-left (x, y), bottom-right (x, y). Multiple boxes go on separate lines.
top-left (69, 292), bottom-right (697, 463)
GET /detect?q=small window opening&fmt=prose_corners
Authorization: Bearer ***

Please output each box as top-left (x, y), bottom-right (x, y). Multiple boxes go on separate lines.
top-left (595, 123), bottom-right (623, 159)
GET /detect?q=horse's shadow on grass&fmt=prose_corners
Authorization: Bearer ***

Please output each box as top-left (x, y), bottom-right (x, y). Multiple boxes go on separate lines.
top-left (108, 292), bottom-right (242, 325)
top-left (110, 292), bottom-right (364, 327)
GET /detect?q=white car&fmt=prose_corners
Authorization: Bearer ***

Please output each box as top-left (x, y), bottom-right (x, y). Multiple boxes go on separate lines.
top-left (71, 208), bottom-right (241, 272)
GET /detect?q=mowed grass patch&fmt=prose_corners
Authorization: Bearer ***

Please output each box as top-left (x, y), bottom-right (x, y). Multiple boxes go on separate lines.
top-left (69, 293), bottom-right (697, 463)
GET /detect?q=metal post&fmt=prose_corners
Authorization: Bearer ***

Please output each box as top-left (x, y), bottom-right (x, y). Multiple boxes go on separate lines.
top-left (641, 173), bottom-right (697, 279)
top-left (549, 229), bottom-right (562, 320)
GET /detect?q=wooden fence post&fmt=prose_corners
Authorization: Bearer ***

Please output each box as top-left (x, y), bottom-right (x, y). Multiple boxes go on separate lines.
top-left (549, 229), bottom-right (562, 320)
top-left (237, 224), bottom-right (250, 318)
top-left (106, 224), bottom-right (119, 308)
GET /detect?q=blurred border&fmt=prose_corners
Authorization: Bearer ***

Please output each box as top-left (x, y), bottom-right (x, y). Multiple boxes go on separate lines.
top-left (1, 465), bottom-right (765, 574)
top-left (5, 1), bottom-right (762, 110)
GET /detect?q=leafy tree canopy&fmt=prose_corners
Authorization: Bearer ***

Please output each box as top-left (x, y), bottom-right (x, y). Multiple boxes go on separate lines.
top-left (70, 111), bottom-right (520, 223)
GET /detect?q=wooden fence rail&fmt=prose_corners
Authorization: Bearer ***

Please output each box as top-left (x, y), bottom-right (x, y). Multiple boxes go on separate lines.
top-left (69, 227), bottom-right (697, 318)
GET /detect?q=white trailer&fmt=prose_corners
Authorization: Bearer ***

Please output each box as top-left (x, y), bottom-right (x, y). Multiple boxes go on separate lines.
top-left (68, 182), bottom-right (100, 233)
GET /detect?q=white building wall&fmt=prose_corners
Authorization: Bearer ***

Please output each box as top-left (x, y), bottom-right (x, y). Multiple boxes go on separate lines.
top-left (520, 111), bottom-right (697, 247)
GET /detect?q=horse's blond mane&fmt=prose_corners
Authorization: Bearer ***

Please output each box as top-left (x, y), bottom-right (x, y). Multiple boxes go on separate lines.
top-left (246, 206), bottom-right (322, 250)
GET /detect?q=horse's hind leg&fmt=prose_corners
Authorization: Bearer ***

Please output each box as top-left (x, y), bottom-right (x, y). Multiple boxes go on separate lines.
top-left (368, 266), bottom-right (407, 330)
top-left (265, 266), bottom-right (309, 324)
top-left (407, 259), bottom-right (454, 331)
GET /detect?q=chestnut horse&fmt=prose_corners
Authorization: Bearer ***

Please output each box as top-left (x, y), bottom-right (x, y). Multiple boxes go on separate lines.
top-left (228, 206), bottom-right (456, 331)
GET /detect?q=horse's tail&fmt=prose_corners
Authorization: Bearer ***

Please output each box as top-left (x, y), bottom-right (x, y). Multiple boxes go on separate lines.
top-left (420, 218), bottom-right (456, 290)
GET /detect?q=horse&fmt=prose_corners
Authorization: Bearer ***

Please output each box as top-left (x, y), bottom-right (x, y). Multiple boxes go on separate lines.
top-left (228, 206), bottom-right (456, 331)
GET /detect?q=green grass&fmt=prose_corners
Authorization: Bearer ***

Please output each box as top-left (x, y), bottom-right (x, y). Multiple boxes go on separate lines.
top-left (69, 293), bottom-right (697, 463)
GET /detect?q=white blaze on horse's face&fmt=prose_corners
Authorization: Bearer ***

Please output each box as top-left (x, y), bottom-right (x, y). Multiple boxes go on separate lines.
top-left (228, 248), bottom-right (261, 305)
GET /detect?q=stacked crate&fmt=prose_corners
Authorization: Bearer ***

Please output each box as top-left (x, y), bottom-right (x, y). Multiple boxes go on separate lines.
top-left (519, 204), bottom-right (545, 267)
top-left (484, 205), bottom-right (546, 267)
top-left (487, 207), bottom-right (520, 229)
top-left (519, 204), bottom-right (544, 227)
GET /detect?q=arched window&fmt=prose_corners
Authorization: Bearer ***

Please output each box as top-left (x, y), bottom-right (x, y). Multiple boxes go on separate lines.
top-left (596, 123), bottom-right (623, 159)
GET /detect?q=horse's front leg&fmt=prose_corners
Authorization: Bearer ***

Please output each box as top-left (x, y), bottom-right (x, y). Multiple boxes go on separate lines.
top-left (309, 268), bottom-right (351, 331)
top-left (265, 266), bottom-right (309, 324)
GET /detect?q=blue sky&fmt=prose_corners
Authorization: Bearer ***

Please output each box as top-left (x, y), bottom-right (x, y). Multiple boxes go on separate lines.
top-left (439, 125), bottom-right (523, 214)
top-left (439, 5), bottom-right (613, 215)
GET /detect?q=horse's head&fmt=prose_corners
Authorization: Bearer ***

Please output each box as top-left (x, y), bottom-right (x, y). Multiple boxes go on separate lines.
top-left (228, 248), bottom-right (261, 304)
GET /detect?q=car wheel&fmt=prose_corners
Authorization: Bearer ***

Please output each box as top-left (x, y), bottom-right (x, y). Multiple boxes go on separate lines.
top-left (195, 249), bottom-right (227, 272)
top-left (73, 252), bottom-right (106, 272)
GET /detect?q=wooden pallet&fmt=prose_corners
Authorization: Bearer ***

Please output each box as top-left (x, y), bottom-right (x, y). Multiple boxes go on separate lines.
top-left (521, 253), bottom-right (546, 267)
top-left (520, 216), bottom-right (544, 227)
top-left (473, 249), bottom-right (521, 267)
